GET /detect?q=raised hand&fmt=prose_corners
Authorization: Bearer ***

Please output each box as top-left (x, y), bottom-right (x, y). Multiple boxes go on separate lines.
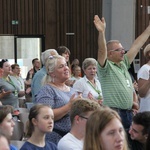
top-left (93, 15), bottom-right (106, 32)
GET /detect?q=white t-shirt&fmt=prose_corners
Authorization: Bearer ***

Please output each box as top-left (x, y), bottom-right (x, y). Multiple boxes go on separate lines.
top-left (57, 133), bottom-right (83, 150)
top-left (73, 76), bottom-right (102, 99)
top-left (137, 64), bottom-right (150, 112)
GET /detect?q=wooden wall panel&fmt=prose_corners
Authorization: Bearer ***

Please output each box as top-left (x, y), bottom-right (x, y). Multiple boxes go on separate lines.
top-left (55, 0), bottom-right (102, 64)
top-left (0, 0), bottom-right (46, 35)
top-left (136, 0), bottom-right (150, 65)
top-left (0, 0), bottom-right (103, 64)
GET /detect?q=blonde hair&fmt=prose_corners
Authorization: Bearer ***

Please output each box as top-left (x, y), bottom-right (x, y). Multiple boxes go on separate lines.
top-left (42, 55), bottom-right (65, 85)
top-left (41, 49), bottom-right (58, 65)
top-left (83, 107), bottom-right (128, 150)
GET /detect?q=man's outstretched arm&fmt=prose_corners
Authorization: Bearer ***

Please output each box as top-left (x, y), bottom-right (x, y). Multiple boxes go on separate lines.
top-left (94, 15), bottom-right (107, 67)
top-left (127, 23), bottom-right (150, 64)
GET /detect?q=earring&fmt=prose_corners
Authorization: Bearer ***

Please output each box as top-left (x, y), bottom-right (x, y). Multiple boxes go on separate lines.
top-left (52, 76), bottom-right (55, 83)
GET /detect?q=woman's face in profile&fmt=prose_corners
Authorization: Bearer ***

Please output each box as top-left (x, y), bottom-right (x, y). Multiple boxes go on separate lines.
top-left (0, 113), bottom-right (15, 137)
top-left (62, 52), bottom-right (70, 62)
top-left (2, 62), bottom-right (11, 75)
top-left (99, 118), bottom-right (125, 150)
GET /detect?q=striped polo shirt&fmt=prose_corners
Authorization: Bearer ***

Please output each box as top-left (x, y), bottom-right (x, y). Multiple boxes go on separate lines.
top-left (97, 55), bottom-right (133, 109)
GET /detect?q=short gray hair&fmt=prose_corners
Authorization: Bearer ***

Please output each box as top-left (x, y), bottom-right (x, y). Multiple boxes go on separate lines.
top-left (82, 58), bottom-right (97, 70)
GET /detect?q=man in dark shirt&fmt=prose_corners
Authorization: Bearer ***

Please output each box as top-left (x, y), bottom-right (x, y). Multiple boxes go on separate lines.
top-left (128, 111), bottom-right (150, 150)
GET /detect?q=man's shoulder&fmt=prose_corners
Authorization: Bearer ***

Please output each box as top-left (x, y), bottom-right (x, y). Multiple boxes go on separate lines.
top-left (58, 133), bottom-right (74, 144)
top-left (57, 133), bottom-right (83, 150)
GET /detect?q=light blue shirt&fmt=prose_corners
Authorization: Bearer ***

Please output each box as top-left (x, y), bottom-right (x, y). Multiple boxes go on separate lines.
top-left (31, 66), bottom-right (46, 102)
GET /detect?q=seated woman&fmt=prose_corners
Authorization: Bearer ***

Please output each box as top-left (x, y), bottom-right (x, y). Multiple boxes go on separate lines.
top-left (20, 104), bottom-right (57, 150)
top-left (0, 105), bottom-right (17, 150)
top-left (83, 107), bottom-right (129, 150)
top-left (73, 58), bottom-right (103, 104)
top-left (35, 55), bottom-right (78, 144)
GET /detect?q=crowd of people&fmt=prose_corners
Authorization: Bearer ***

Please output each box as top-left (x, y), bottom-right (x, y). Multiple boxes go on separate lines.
top-left (0, 14), bottom-right (150, 150)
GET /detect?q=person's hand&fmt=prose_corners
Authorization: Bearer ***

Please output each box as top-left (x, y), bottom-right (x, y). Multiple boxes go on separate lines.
top-left (97, 99), bottom-right (103, 106)
top-left (93, 15), bottom-right (106, 32)
top-left (25, 87), bottom-right (31, 94)
top-left (29, 68), bottom-right (34, 75)
top-left (65, 79), bottom-right (75, 87)
top-left (0, 89), bottom-right (11, 98)
top-left (18, 91), bottom-right (25, 97)
top-left (68, 93), bottom-right (82, 107)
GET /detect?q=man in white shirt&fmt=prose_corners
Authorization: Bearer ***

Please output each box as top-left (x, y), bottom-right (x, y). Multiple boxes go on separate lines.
top-left (57, 98), bottom-right (100, 150)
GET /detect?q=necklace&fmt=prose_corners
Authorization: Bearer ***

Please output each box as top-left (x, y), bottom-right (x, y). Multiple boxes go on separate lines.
top-left (50, 82), bottom-right (70, 92)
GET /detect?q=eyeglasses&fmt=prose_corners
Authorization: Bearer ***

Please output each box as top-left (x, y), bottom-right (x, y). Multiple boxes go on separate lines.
top-left (79, 115), bottom-right (88, 120)
top-left (110, 48), bottom-right (125, 52)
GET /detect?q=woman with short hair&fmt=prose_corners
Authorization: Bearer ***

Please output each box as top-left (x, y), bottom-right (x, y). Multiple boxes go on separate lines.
top-left (73, 58), bottom-right (103, 104)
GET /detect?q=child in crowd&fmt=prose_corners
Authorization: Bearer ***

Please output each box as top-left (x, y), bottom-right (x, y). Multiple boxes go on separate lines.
top-left (0, 105), bottom-right (17, 150)
top-left (20, 104), bottom-right (57, 150)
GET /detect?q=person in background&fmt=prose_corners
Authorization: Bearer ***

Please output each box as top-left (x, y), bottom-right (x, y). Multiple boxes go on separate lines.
top-left (57, 98), bottom-right (100, 150)
top-left (73, 58), bottom-right (103, 105)
top-left (56, 46), bottom-right (70, 65)
top-left (83, 107), bottom-right (129, 150)
top-left (70, 58), bottom-right (82, 77)
top-left (128, 111), bottom-right (150, 150)
top-left (70, 65), bottom-right (81, 84)
top-left (137, 44), bottom-right (150, 112)
top-left (94, 15), bottom-right (150, 130)
top-left (145, 128), bottom-right (150, 150)
top-left (20, 104), bottom-right (57, 150)
top-left (0, 68), bottom-right (10, 101)
top-left (0, 59), bottom-right (24, 108)
top-left (25, 58), bottom-right (41, 102)
top-left (71, 59), bottom-right (80, 67)
top-left (0, 105), bottom-right (17, 150)
top-left (0, 131), bottom-right (10, 150)
top-left (56, 46), bottom-right (74, 87)
top-left (11, 64), bottom-right (25, 107)
top-left (31, 49), bottom-right (58, 102)
top-left (35, 55), bottom-right (78, 144)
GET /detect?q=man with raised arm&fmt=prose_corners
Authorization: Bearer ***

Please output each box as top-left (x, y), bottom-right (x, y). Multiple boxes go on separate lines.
top-left (93, 15), bottom-right (150, 130)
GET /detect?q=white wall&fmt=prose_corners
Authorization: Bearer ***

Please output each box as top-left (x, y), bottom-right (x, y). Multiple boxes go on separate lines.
top-left (103, 0), bottom-right (136, 50)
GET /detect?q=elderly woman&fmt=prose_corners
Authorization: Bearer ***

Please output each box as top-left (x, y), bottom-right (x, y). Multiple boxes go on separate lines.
top-left (35, 55), bottom-right (78, 144)
top-left (73, 58), bottom-right (103, 104)
top-left (0, 59), bottom-right (24, 108)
